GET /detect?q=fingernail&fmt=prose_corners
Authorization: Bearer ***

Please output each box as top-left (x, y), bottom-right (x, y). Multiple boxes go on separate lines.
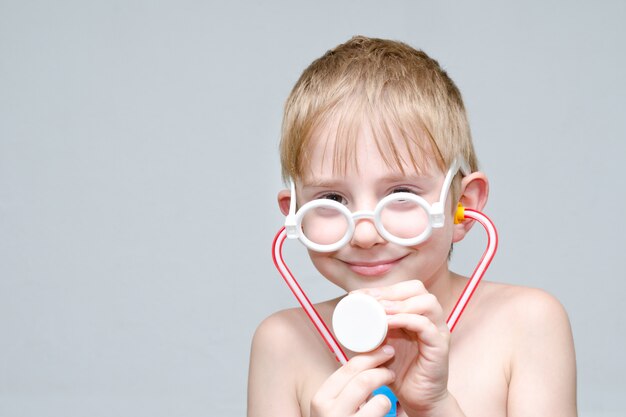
top-left (382, 345), bottom-right (395, 355)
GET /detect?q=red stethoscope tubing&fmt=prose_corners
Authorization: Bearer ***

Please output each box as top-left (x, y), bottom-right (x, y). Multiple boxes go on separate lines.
top-left (272, 227), bottom-right (349, 364)
top-left (447, 208), bottom-right (498, 331)
top-left (271, 208), bottom-right (498, 365)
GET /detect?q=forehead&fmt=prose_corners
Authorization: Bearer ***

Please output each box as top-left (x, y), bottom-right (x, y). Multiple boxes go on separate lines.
top-left (300, 115), bottom-right (443, 182)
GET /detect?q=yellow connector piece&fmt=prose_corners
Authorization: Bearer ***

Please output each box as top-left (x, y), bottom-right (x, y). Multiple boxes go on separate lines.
top-left (454, 203), bottom-right (465, 224)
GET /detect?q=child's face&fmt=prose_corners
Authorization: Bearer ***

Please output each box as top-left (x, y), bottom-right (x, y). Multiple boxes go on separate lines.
top-left (294, 124), bottom-right (458, 292)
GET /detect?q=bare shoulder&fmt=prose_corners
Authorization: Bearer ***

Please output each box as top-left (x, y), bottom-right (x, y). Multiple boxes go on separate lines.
top-left (449, 280), bottom-right (577, 416)
top-left (248, 308), bottom-right (312, 416)
top-left (251, 298), bottom-right (340, 357)
top-left (453, 279), bottom-right (574, 355)
top-left (250, 307), bottom-right (315, 368)
top-left (473, 281), bottom-right (572, 334)
top-left (248, 305), bottom-right (339, 416)
top-left (475, 283), bottom-right (576, 414)
top-left (472, 281), bottom-right (576, 406)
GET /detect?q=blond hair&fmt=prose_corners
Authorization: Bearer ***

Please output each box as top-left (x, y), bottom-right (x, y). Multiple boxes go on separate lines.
top-left (280, 36), bottom-right (478, 197)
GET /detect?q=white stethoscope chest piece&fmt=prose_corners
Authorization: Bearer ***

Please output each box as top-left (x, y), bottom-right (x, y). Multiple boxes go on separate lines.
top-left (332, 293), bottom-right (388, 353)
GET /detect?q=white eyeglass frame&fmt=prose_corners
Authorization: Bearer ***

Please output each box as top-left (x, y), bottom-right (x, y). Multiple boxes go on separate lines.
top-left (284, 158), bottom-right (470, 252)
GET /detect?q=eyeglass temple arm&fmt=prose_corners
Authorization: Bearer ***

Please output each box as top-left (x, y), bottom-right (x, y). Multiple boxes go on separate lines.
top-left (285, 179), bottom-right (299, 238)
top-left (432, 158), bottom-right (470, 227)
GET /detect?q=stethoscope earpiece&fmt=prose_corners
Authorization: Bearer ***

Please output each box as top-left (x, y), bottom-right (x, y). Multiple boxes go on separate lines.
top-left (454, 202), bottom-right (465, 225)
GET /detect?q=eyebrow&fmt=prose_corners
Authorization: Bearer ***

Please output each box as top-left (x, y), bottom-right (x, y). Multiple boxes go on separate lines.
top-left (302, 173), bottom-right (439, 189)
top-left (301, 179), bottom-right (343, 188)
top-left (380, 173), bottom-right (438, 184)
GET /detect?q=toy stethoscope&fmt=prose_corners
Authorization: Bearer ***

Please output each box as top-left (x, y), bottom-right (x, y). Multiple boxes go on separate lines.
top-left (271, 162), bottom-right (498, 415)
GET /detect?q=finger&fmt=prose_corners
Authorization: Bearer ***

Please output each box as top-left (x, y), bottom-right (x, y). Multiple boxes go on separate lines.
top-left (387, 313), bottom-right (449, 348)
top-left (356, 394), bottom-right (392, 417)
top-left (335, 368), bottom-right (395, 414)
top-left (354, 279), bottom-right (427, 301)
top-left (381, 293), bottom-right (446, 330)
top-left (314, 345), bottom-right (395, 401)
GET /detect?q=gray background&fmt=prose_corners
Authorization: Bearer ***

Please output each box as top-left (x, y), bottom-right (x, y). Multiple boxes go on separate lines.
top-left (1, 1), bottom-right (624, 416)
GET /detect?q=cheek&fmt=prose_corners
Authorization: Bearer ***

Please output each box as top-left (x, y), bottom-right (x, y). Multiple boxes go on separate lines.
top-left (411, 218), bottom-right (455, 252)
top-left (402, 226), bottom-right (454, 277)
top-left (307, 251), bottom-right (343, 285)
top-left (429, 224), bottom-right (455, 256)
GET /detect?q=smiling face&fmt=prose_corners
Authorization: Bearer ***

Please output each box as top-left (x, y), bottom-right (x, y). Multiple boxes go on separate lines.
top-left (278, 37), bottom-right (487, 294)
top-left (293, 122), bottom-right (458, 293)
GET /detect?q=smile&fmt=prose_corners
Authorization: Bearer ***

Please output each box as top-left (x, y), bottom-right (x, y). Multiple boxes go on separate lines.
top-left (342, 255), bottom-right (408, 277)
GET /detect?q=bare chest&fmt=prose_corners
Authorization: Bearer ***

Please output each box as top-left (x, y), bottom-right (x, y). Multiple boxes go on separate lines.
top-left (296, 330), bottom-right (510, 417)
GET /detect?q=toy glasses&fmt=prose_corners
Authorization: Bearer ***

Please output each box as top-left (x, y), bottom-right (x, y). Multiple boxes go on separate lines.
top-left (284, 158), bottom-right (470, 252)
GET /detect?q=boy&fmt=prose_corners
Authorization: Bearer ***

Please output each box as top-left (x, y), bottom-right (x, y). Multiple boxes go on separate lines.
top-left (248, 36), bottom-right (576, 417)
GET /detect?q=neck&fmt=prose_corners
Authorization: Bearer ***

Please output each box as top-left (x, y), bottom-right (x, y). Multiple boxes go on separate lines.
top-left (422, 261), bottom-right (462, 321)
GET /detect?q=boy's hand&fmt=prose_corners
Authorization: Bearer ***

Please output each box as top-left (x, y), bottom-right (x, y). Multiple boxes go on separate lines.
top-left (355, 280), bottom-right (452, 417)
top-left (310, 345), bottom-right (396, 417)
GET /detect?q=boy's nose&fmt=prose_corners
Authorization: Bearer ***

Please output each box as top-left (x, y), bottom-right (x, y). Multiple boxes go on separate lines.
top-left (350, 218), bottom-right (385, 249)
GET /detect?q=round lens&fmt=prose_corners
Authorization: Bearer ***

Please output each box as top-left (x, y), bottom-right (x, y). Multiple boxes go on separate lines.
top-left (300, 203), bottom-right (350, 246)
top-left (379, 196), bottom-right (429, 241)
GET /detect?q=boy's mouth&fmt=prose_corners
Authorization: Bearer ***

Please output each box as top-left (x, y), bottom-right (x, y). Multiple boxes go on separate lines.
top-left (342, 255), bottom-right (407, 276)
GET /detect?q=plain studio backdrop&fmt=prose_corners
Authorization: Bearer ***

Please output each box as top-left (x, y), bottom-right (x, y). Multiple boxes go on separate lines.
top-left (1, 1), bottom-right (624, 416)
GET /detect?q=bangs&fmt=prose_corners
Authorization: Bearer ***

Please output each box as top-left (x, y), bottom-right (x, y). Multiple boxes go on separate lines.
top-left (300, 93), bottom-right (445, 179)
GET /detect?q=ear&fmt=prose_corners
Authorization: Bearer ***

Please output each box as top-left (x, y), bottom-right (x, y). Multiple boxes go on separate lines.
top-left (452, 171), bottom-right (489, 243)
top-left (277, 189), bottom-right (292, 216)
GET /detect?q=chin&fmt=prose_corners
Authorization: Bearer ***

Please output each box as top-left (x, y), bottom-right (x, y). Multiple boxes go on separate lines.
top-left (343, 273), bottom-right (409, 293)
